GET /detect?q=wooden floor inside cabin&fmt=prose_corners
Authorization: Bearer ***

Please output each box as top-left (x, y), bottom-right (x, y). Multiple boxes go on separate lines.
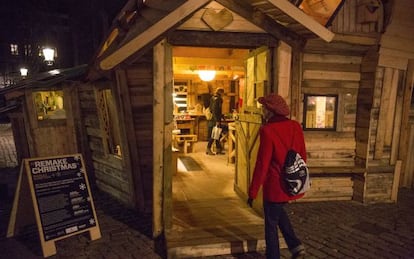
top-left (168, 141), bottom-right (267, 257)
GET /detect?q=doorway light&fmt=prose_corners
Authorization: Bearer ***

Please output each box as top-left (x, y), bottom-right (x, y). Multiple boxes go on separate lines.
top-left (198, 70), bottom-right (216, 82)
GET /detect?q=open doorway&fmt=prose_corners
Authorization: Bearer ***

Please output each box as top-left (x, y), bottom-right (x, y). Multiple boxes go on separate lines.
top-left (167, 46), bottom-right (267, 257)
top-left (171, 46), bottom-right (248, 202)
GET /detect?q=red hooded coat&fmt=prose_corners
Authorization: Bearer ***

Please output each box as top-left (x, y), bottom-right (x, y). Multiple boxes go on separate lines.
top-left (248, 115), bottom-right (307, 202)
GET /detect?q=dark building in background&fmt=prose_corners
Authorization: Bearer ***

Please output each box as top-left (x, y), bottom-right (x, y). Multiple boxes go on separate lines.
top-left (0, 0), bottom-right (126, 87)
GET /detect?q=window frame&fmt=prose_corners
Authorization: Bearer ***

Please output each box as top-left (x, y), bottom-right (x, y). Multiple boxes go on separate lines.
top-left (303, 94), bottom-right (338, 131)
top-left (96, 88), bottom-right (123, 158)
top-left (32, 89), bottom-right (67, 124)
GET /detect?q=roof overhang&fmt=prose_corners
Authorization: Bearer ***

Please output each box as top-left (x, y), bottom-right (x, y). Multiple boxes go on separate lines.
top-left (0, 64), bottom-right (87, 95)
top-left (266, 0), bottom-right (335, 42)
top-left (92, 0), bottom-right (341, 75)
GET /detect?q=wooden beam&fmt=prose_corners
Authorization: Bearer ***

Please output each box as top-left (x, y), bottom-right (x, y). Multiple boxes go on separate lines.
top-left (114, 69), bottom-right (145, 211)
top-left (215, 0), bottom-right (305, 50)
top-left (374, 67), bottom-right (394, 160)
top-left (100, 0), bottom-right (211, 70)
top-left (168, 30), bottom-right (278, 48)
top-left (391, 160), bottom-right (402, 201)
top-left (153, 41), bottom-right (165, 238)
top-left (266, 0), bottom-right (335, 43)
top-left (399, 60), bottom-right (414, 187)
top-left (333, 34), bottom-right (378, 46)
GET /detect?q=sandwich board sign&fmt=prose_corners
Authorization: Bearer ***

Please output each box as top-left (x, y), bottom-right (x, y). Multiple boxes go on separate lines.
top-left (7, 154), bottom-right (101, 257)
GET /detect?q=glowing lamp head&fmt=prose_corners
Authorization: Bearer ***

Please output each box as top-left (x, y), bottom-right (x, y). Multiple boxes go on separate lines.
top-left (20, 67), bottom-right (28, 77)
top-left (198, 70), bottom-right (216, 82)
top-left (42, 47), bottom-right (55, 65)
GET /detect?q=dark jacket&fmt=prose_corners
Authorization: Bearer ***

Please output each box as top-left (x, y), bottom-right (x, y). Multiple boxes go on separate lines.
top-left (209, 93), bottom-right (223, 123)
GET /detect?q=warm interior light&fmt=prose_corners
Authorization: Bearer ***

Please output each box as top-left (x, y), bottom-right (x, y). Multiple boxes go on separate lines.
top-left (20, 67), bottom-right (28, 77)
top-left (198, 70), bottom-right (216, 82)
top-left (42, 47), bottom-right (55, 65)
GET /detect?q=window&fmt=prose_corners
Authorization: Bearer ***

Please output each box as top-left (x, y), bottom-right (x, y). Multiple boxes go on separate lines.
top-left (303, 95), bottom-right (338, 130)
top-left (24, 44), bottom-right (32, 56)
top-left (97, 89), bottom-right (122, 157)
top-left (10, 44), bottom-right (18, 55)
top-left (34, 90), bottom-right (66, 120)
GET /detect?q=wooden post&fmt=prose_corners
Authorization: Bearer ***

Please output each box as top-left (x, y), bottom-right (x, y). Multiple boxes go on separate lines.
top-left (391, 160), bottom-right (402, 202)
top-left (374, 67), bottom-right (393, 159)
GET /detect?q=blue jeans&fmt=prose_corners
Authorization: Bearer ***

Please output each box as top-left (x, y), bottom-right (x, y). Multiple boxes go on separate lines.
top-left (263, 201), bottom-right (303, 259)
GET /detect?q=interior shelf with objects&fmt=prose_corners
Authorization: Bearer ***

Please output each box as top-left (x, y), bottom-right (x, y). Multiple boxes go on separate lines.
top-left (172, 75), bottom-right (241, 155)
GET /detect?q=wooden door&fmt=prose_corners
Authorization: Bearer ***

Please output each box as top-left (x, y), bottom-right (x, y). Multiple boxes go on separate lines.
top-left (24, 87), bottom-right (79, 157)
top-left (234, 47), bottom-right (273, 204)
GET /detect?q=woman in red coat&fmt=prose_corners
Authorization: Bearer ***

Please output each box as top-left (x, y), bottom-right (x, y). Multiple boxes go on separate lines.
top-left (247, 93), bottom-right (306, 259)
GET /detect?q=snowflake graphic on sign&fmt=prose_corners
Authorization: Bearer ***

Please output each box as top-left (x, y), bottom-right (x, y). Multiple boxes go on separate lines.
top-left (79, 183), bottom-right (86, 191)
top-left (89, 218), bottom-right (95, 225)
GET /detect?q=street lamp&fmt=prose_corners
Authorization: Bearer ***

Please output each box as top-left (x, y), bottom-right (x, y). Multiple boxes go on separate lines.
top-left (20, 67), bottom-right (28, 77)
top-left (42, 47), bottom-right (55, 65)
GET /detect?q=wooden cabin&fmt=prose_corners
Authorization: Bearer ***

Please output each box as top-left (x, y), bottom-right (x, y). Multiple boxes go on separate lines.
top-left (0, 65), bottom-right (88, 163)
top-left (2, 0), bottom-right (414, 256)
top-left (80, 0), bottom-right (414, 241)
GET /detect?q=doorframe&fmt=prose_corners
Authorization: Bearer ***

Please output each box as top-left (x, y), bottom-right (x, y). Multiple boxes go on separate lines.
top-left (153, 39), bottom-right (174, 237)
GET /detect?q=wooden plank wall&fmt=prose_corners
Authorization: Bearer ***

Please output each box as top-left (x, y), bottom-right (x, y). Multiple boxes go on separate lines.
top-left (401, 63), bottom-right (414, 188)
top-left (364, 172), bottom-right (394, 203)
top-left (359, 0), bottom-right (414, 199)
top-left (355, 47), bottom-right (378, 166)
top-left (126, 52), bottom-right (154, 211)
top-left (368, 67), bottom-right (402, 166)
top-left (378, 0), bottom-right (414, 70)
top-left (78, 84), bottom-right (134, 207)
top-left (302, 53), bottom-right (361, 167)
top-left (330, 0), bottom-right (379, 35)
top-left (302, 177), bottom-right (353, 202)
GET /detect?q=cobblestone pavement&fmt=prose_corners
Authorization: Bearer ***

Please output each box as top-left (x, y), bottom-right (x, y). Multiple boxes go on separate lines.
top-left (1, 123), bottom-right (414, 258)
top-left (0, 123), bottom-right (17, 168)
top-left (1, 175), bottom-right (413, 259)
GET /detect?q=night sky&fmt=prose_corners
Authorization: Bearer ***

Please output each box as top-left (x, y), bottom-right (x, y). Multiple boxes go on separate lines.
top-left (0, 0), bottom-right (128, 68)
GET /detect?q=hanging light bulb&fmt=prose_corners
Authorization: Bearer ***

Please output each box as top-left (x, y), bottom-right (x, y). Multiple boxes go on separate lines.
top-left (198, 70), bottom-right (216, 82)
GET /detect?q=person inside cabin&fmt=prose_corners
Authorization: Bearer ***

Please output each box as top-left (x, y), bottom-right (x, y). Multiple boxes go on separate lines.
top-left (247, 93), bottom-right (307, 259)
top-left (206, 87), bottom-right (224, 155)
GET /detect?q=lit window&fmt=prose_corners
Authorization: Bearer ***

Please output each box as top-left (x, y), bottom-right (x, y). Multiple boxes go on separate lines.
top-left (10, 44), bottom-right (18, 55)
top-left (97, 89), bottom-right (122, 157)
top-left (34, 90), bottom-right (66, 120)
top-left (303, 95), bottom-right (337, 130)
